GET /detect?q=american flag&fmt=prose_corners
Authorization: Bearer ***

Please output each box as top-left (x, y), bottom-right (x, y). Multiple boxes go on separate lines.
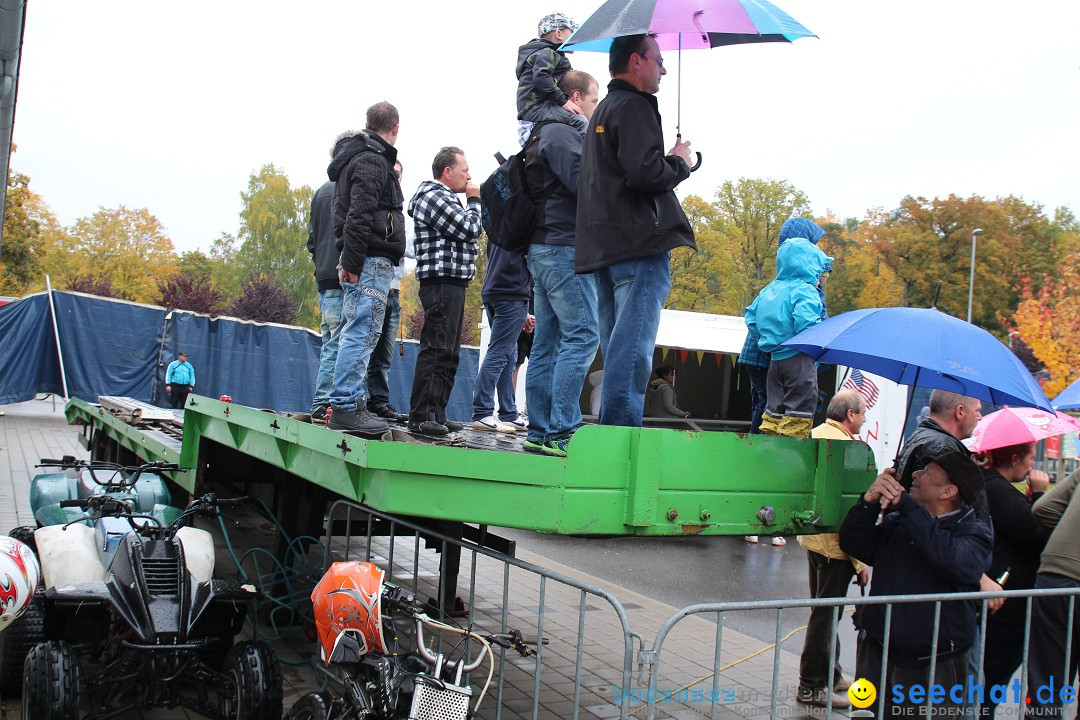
top-left (843, 369), bottom-right (880, 409)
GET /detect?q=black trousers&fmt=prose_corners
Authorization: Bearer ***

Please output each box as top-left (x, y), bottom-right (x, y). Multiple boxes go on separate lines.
top-left (799, 550), bottom-right (855, 691)
top-left (169, 384), bottom-right (192, 409)
top-left (1025, 573), bottom-right (1080, 719)
top-left (855, 630), bottom-right (969, 718)
top-left (979, 617), bottom-right (1025, 717)
top-left (410, 281), bottom-right (466, 424)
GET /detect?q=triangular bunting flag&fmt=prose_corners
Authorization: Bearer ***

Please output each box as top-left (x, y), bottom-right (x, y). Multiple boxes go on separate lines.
top-left (715, 353), bottom-right (723, 367)
top-left (677, 349), bottom-right (689, 364)
top-left (695, 351), bottom-right (705, 365)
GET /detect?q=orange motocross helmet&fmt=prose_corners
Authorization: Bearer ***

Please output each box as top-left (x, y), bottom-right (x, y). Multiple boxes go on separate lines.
top-left (312, 561), bottom-right (387, 664)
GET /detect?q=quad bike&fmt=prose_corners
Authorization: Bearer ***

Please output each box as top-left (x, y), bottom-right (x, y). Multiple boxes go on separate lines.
top-left (284, 560), bottom-right (540, 720)
top-left (0, 457), bottom-right (184, 695)
top-left (9, 461), bottom-right (284, 718)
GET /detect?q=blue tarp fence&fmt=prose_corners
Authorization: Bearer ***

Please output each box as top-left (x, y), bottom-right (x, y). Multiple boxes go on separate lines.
top-left (0, 291), bottom-right (478, 419)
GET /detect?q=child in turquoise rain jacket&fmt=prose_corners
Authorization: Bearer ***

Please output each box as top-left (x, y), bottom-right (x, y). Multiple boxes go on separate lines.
top-left (744, 223), bottom-right (833, 439)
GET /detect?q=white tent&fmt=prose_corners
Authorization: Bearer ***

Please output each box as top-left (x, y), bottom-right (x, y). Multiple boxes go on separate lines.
top-left (653, 309), bottom-right (748, 355)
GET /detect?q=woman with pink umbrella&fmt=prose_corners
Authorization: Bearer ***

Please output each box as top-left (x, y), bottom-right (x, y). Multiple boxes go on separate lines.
top-left (965, 407), bottom-right (1080, 716)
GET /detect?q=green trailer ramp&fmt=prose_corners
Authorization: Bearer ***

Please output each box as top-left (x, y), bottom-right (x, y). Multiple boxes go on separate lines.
top-left (66, 395), bottom-right (876, 536)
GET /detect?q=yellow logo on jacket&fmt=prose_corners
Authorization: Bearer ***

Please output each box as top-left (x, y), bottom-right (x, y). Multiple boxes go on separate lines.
top-left (595, 125), bottom-right (605, 133)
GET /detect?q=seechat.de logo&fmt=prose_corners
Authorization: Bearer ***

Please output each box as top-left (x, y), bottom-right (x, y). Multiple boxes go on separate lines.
top-left (849, 678), bottom-right (877, 709)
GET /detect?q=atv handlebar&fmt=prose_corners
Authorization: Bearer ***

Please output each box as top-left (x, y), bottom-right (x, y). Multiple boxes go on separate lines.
top-left (35, 458), bottom-right (181, 491)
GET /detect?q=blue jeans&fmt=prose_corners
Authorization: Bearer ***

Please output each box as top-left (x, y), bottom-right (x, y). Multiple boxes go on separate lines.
top-left (312, 289), bottom-right (344, 412)
top-left (594, 252), bottom-right (671, 427)
top-left (330, 257), bottom-right (393, 412)
top-left (525, 245), bottom-right (599, 442)
top-left (366, 288), bottom-right (401, 407)
top-left (747, 363), bottom-right (769, 434)
top-left (472, 300), bottom-right (529, 421)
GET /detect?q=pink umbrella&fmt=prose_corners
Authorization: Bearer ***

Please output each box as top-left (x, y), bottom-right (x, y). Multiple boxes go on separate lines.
top-left (965, 406), bottom-right (1080, 452)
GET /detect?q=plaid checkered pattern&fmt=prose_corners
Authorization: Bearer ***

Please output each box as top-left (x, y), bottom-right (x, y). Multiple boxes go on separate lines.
top-left (738, 325), bottom-right (770, 368)
top-left (408, 180), bottom-right (482, 282)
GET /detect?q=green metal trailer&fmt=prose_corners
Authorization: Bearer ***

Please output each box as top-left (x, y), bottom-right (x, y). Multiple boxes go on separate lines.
top-left (65, 394), bottom-right (876, 538)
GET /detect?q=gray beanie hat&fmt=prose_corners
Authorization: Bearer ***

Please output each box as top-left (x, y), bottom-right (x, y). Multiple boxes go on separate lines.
top-left (538, 12), bottom-right (578, 37)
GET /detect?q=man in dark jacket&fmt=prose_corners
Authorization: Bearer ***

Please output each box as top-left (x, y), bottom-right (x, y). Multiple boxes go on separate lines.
top-left (523, 70), bottom-right (600, 457)
top-left (576, 34), bottom-right (695, 428)
top-left (308, 170), bottom-right (341, 420)
top-left (841, 451), bottom-right (993, 718)
top-left (325, 102), bottom-right (407, 434)
top-left (896, 390), bottom-right (982, 489)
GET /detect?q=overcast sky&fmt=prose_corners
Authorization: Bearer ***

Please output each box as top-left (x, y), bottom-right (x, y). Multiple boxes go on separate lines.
top-left (11, 0), bottom-right (1080, 255)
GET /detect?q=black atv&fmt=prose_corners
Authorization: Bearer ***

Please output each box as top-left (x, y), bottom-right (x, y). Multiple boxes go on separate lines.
top-left (21, 492), bottom-right (283, 719)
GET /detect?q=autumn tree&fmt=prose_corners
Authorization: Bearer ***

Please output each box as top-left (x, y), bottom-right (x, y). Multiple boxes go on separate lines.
top-left (233, 165), bottom-right (316, 328)
top-left (44, 206), bottom-right (179, 303)
top-left (667, 195), bottom-right (745, 314)
top-left (818, 211), bottom-right (903, 315)
top-left (1012, 251), bottom-right (1080, 397)
top-left (225, 273), bottom-right (298, 325)
top-left (1, 169), bottom-right (61, 295)
top-left (398, 269), bottom-right (421, 340)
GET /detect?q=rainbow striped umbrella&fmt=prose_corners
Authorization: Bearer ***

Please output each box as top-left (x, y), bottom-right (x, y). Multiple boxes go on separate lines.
top-left (561, 0), bottom-right (816, 154)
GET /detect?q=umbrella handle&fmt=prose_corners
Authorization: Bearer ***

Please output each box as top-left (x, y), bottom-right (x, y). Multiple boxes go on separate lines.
top-left (676, 132), bottom-right (702, 172)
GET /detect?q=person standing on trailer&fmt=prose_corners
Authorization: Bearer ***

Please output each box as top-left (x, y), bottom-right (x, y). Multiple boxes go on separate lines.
top-left (165, 351), bottom-right (195, 409)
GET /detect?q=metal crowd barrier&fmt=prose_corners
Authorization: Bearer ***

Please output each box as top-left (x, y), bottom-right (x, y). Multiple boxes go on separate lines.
top-left (641, 586), bottom-right (1080, 720)
top-left (321, 500), bottom-right (645, 720)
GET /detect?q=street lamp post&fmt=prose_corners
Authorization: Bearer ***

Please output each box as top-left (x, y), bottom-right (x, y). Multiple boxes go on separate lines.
top-left (967, 228), bottom-right (983, 323)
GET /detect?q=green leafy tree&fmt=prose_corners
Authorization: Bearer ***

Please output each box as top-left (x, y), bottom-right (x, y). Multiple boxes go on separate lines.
top-left (233, 165), bottom-right (316, 327)
top-left (713, 178), bottom-right (812, 308)
top-left (667, 195), bottom-right (745, 314)
top-left (462, 237), bottom-right (488, 346)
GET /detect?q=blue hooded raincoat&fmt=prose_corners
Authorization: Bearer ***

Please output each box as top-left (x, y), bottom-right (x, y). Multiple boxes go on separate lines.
top-left (744, 238), bottom-right (833, 362)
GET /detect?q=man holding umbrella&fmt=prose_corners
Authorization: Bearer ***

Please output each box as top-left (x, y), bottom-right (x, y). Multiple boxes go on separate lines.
top-left (576, 33), bottom-right (695, 427)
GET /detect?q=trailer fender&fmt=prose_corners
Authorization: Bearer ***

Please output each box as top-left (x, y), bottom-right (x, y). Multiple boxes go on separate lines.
top-left (34, 524), bottom-right (108, 588)
top-left (176, 526), bottom-right (215, 583)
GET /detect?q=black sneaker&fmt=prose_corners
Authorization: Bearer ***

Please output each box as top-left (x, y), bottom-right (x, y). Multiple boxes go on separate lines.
top-left (310, 406), bottom-right (328, 422)
top-left (441, 419), bottom-right (464, 432)
top-left (409, 420), bottom-right (449, 436)
top-left (329, 408), bottom-right (389, 434)
top-left (370, 402), bottom-right (408, 423)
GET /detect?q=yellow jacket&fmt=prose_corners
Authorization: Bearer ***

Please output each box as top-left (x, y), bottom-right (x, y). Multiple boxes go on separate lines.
top-left (798, 419), bottom-right (865, 570)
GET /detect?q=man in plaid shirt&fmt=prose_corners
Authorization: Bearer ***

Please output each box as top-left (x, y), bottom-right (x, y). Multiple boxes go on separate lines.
top-left (406, 146), bottom-right (482, 436)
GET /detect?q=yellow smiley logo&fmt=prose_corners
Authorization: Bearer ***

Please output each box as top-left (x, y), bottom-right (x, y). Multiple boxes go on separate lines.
top-left (848, 678), bottom-right (877, 709)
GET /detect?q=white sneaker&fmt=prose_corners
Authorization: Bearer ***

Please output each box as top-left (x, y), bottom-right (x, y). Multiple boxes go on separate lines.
top-left (771, 536), bottom-right (787, 546)
top-left (472, 415), bottom-right (517, 434)
top-left (504, 414), bottom-right (528, 433)
top-left (744, 535), bottom-right (759, 544)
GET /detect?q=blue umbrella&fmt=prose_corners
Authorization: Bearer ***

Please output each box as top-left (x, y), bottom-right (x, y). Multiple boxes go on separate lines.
top-left (783, 307), bottom-right (1054, 414)
top-left (1054, 377), bottom-right (1080, 410)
